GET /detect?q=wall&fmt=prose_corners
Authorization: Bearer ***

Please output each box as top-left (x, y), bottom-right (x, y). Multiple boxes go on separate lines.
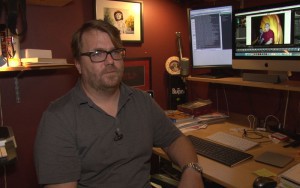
top-left (21, 0), bottom-right (190, 109)
top-left (0, 0), bottom-right (299, 187)
top-left (0, 0), bottom-right (190, 187)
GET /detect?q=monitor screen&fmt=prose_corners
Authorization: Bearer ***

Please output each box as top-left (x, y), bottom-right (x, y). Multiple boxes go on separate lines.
top-left (233, 1), bottom-right (300, 73)
top-left (188, 5), bottom-right (233, 69)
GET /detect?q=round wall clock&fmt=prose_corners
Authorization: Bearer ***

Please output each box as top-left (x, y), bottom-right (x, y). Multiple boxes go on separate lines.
top-left (165, 56), bottom-right (180, 75)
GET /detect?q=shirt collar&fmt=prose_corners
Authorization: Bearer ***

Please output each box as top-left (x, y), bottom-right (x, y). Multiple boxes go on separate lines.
top-left (73, 79), bottom-right (134, 108)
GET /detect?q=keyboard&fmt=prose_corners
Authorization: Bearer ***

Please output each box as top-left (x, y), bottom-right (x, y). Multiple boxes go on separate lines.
top-left (188, 135), bottom-right (253, 167)
top-left (206, 132), bottom-right (259, 151)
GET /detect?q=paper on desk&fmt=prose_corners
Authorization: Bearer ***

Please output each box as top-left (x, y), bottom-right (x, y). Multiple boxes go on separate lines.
top-left (280, 163), bottom-right (300, 185)
top-left (179, 124), bottom-right (208, 133)
top-left (253, 168), bottom-right (277, 177)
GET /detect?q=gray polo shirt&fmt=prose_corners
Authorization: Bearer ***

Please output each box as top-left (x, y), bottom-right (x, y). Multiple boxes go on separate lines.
top-left (34, 81), bottom-right (182, 188)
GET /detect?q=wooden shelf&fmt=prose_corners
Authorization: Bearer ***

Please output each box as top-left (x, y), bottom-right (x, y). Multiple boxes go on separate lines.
top-left (0, 64), bottom-right (74, 72)
top-left (186, 76), bottom-right (300, 92)
top-left (27, 0), bottom-right (72, 6)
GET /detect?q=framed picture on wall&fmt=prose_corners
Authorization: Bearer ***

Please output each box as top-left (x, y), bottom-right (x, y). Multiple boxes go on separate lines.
top-left (95, 0), bottom-right (143, 43)
top-left (123, 57), bottom-right (151, 91)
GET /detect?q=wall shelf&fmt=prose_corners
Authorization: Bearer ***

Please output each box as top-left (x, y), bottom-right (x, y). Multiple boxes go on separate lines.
top-left (186, 76), bottom-right (300, 92)
top-left (0, 64), bottom-right (74, 72)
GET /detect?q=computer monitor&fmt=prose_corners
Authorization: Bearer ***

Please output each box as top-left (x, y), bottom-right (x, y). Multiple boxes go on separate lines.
top-left (233, 1), bottom-right (300, 83)
top-left (188, 5), bottom-right (233, 78)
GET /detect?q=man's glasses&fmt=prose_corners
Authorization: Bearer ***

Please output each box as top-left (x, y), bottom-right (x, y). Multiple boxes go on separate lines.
top-left (80, 48), bottom-right (126, 63)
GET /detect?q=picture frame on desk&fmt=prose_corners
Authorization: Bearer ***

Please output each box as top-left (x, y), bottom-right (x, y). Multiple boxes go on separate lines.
top-left (95, 0), bottom-right (143, 43)
top-left (122, 57), bottom-right (151, 91)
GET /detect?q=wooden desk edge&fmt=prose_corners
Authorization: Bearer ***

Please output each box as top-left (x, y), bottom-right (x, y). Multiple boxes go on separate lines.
top-left (186, 76), bottom-right (300, 92)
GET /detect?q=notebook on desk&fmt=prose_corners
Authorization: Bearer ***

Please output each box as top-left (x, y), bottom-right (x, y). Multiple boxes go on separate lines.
top-left (254, 151), bottom-right (294, 168)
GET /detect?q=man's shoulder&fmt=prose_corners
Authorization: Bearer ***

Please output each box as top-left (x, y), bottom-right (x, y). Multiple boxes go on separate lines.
top-left (124, 86), bottom-right (151, 100)
top-left (121, 83), bottom-right (148, 97)
top-left (47, 87), bottom-right (79, 113)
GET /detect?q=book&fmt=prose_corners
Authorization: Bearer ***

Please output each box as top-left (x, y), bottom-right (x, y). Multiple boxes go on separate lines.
top-left (177, 98), bottom-right (213, 116)
top-left (165, 110), bottom-right (194, 123)
top-left (21, 57), bottom-right (67, 64)
top-left (20, 49), bottom-right (52, 58)
top-left (175, 119), bottom-right (201, 129)
top-left (22, 63), bottom-right (72, 68)
top-left (195, 112), bottom-right (229, 124)
top-left (279, 163), bottom-right (300, 187)
top-left (279, 178), bottom-right (300, 188)
top-left (175, 112), bottom-right (228, 131)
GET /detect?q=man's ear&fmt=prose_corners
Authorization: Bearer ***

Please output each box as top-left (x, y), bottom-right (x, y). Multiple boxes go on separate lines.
top-left (75, 60), bottom-right (82, 74)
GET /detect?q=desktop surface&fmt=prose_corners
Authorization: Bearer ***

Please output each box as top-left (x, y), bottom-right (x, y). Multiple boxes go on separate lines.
top-left (152, 114), bottom-right (300, 188)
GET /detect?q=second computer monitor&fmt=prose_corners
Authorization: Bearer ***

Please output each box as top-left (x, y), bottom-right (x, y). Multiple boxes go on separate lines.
top-left (188, 5), bottom-right (233, 71)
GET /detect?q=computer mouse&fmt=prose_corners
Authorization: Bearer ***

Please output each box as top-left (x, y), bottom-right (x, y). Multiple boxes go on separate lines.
top-left (253, 176), bottom-right (277, 188)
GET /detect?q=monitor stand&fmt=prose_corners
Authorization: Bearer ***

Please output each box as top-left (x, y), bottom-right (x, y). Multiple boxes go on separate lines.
top-left (242, 71), bottom-right (291, 84)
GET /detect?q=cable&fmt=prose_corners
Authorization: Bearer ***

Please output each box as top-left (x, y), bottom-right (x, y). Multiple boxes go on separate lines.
top-left (216, 87), bottom-right (219, 112)
top-left (242, 129), bottom-right (265, 139)
top-left (263, 114), bottom-right (280, 129)
top-left (244, 115), bottom-right (272, 143)
top-left (247, 114), bottom-right (256, 129)
top-left (283, 90), bottom-right (289, 129)
top-left (214, 85), bottom-right (230, 116)
top-left (223, 86), bottom-right (230, 116)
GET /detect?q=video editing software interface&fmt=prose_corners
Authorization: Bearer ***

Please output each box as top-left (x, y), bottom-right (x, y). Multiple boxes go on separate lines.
top-left (234, 3), bottom-right (300, 58)
top-left (189, 6), bottom-right (232, 67)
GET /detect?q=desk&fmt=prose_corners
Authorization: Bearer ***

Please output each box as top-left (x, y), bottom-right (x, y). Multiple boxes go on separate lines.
top-left (152, 115), bottom-right (300, 188)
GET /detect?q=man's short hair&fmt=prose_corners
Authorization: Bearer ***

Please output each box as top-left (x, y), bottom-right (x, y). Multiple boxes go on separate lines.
top-left (71, 19), bottom-right (123, 60)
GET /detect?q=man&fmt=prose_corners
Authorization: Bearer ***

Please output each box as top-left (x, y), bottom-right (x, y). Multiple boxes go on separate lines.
top-left (262, 23), bottom-right (274, 45)
top-left (34, 19), bottom-right (204, 188)
top-left (252, 28), bottom-right (264, 45)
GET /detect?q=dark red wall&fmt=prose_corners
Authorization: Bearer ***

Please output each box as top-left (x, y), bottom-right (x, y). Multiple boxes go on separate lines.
top-left (0, 0), bottom-right (299, 187)
top-left (1, 0), bottom-right (189, 187)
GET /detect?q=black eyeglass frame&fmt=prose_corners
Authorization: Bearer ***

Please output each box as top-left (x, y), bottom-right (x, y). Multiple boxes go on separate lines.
top-left (80, 48), bottom-right (126, 63)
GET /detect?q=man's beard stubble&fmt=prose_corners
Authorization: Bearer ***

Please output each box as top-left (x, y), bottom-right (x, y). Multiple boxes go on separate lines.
top-left (87, 64), bottom-right (124, 92)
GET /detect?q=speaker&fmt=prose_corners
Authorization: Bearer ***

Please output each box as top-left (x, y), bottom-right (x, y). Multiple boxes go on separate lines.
top-left (167, 75), bottom-right (187, 110)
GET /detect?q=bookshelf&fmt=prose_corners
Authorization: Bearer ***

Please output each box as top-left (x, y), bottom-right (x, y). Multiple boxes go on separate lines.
top-left (186, 76), bottom-right (300, 92)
